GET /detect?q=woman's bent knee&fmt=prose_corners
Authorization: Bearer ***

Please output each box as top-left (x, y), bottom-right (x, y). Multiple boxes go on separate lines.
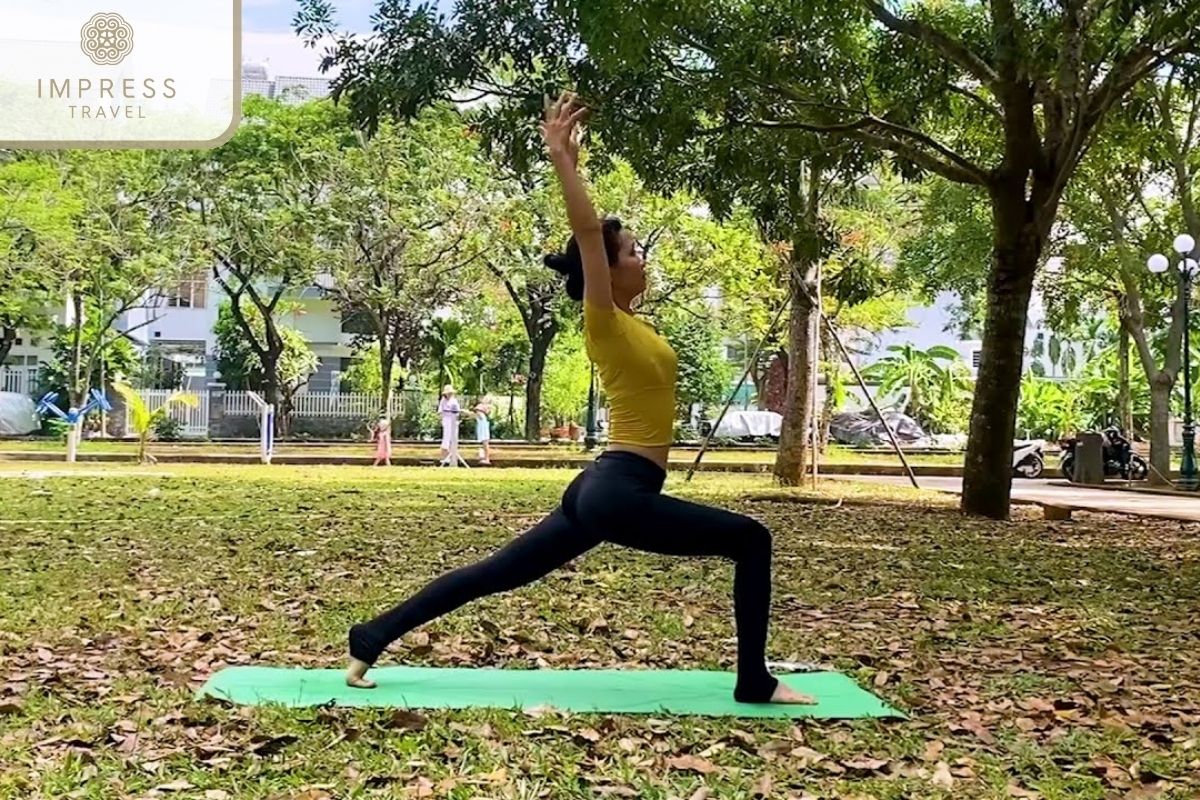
top-left (737, 517), bottom-right (772, 557)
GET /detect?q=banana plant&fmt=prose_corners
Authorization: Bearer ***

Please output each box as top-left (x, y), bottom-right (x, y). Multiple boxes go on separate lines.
top-left (112, 381), bottom-right (198, 464)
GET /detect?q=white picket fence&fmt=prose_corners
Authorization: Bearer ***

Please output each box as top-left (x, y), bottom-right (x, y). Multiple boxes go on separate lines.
top-left (133, 390), bottom-right (211, 437)
top-left (224, 391), bottom-right (410, 418)
top-left (127, 389), bottom-right (520, 436)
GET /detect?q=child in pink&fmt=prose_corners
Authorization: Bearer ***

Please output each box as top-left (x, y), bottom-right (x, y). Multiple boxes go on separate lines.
top-left (371, 415), bottom-right (392, 467)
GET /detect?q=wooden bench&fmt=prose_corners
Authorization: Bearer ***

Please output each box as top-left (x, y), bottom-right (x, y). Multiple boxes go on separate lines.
top-left (1040, 504), bottom-right (1072, 521)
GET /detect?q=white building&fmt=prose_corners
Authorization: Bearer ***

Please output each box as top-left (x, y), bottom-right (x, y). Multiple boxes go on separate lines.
top-left (116, 269), bottom-right (354, 392)
top-left (241, 60), bottom-right (333, 103)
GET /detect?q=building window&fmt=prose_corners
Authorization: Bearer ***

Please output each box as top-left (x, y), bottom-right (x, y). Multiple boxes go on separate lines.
top-left (164, 272), bottom-right (208, 308)
top-left (972, 351), bottom-right (982, 369)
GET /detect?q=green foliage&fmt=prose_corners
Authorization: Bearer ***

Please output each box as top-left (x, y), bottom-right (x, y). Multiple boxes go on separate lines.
top-left (193, 97), bottom-right (353, 407)
top-left (539, 327), bottom-right (591, 427)
top-left (213, 301), bottom-right (317, 397)
top-left (213, 302), bottom-right (256, 391)
top-left (299, 0), bottom-right (1200, 515)
top-left (863, 344), bottom-right (973, 434)
top-left (152, 415), bottom-right (185, 442)
top-left (661, 311), bottom-right (732, 420)
top-left (1017, 374), bottom-right (1085, 441)
top-left (0, 156), bottom-right (82, 361)
top-left (393, 393), bottom-right (440, 439)
top-left (323, 106), bottom-right (484, 404)
top-left (18, 150), bottom-right (201, 404)
top-left (111, 380), bottom-right (198, 461)
top-left (342, 342), bottom-right (405, 395)
top-left (422, 316), bottom-right (473, 392)
top-left (40, 318), bottom-right (139, 401)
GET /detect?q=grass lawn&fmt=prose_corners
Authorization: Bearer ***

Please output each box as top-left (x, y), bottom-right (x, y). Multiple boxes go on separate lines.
top-left (0, 439), bottom-right (967, 466)
top-left (0, 463), bottom-right (1196, 799)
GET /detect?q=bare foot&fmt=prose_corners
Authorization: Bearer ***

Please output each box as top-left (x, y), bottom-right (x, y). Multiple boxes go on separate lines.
top-left (770, 681), bottom-right (816, 704)
top-left (345, 657), bottom-right (377, 689)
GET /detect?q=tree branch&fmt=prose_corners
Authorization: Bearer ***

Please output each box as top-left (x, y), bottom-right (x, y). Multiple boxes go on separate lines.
top-left (863, 0), bottom-right (999, 87)
top-left (486, 260), bottom-right (530, 324)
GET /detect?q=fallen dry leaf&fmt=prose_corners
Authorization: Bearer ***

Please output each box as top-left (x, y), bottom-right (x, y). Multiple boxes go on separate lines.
top-left (478, 767), bottom-right (508, 783)
top-left (385, 709), bottom-right (428, 732)
top-left (154, 779), bottom-right (195, 792)
top-left (931, 761), bottom-right (955, 789)
top-left (843, 756), bottom-right (889, 772)
top-left (288, 791), bottom-right (333, 800)
top-left (666, 754), bottom-right (718, 774)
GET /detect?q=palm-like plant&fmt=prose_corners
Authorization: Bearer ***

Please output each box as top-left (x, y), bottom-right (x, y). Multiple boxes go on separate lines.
top-left (424, 317), bottom-right (470, 390)
top-left (863, 344), bottom-right (969, 429)
top-left (112, 381), bottom-right (198, 463)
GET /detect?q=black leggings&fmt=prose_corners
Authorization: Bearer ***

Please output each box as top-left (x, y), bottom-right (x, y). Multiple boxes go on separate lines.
top-left (350, 450), bottom-right (779, 701)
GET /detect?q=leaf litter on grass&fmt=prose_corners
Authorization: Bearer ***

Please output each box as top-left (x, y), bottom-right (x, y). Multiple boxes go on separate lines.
top-left (0, 463), bottom-right (1197, 798)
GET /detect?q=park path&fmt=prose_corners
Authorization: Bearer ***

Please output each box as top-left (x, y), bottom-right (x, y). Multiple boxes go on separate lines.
top-left (842, 475), bottom-right (1200, 523)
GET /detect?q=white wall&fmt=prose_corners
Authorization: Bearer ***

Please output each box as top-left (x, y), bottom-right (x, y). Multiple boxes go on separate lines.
top-left (117, 272), bottom-right (348, 359)
top-left (136, 303), bottom-right (220, 350)
top-left (279, 297), bottom-right (342, 345)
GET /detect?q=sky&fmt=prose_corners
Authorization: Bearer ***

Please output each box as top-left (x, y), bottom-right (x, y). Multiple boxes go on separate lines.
top-left (240, 0), bottom-right (456, 76)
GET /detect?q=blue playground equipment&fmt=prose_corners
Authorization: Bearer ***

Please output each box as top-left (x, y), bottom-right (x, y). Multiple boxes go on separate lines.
top-left (36, 389), bottom-right (111, 424)
top-left (36, 390), bottom-right (112, 462)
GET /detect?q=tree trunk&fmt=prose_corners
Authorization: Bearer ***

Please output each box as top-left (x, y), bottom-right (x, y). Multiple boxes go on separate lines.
top-left (961, 195), bottom-right (1040, 519)
top-left (752, 356), bottom-right (770, 411)
top-left (69, 291), bottom-right (86, 411)
top-left (525, 335), bottom-right (550, 441)
top-left (1148, 374), bottom-right (1173, 485)
top-left (773, 253), bottom-right (820, 485)
top-left (262, 349), bottom-right (285, 435)
top-left (1118, 324), bottom-right (1133, 436)
top-left (379, 343), bottom-right (394, 416)
top-left (0, 326), bottom-right (15, 368)
top-left (819, 326), bottom-right (837, 454)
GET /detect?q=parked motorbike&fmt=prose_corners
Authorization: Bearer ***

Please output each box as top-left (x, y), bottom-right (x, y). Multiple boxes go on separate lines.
top-left (1059, 426), bottom-right (1148, 481)
top-left (1012, 439), bottom-right (1046, 478)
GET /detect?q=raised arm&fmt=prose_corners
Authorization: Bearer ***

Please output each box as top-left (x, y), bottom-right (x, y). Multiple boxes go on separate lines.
top-left (541, 91), bottom-right (612, 310)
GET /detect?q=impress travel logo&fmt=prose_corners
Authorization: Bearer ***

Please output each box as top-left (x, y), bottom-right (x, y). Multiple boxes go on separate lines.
top-left (0, 1), bottom-right (241, 148)
top-left (80, 12), bottom-right (135, 66)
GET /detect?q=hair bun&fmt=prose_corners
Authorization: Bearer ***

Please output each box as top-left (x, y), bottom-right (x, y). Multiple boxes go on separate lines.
top-left (543, 253), bottom-right (570, 274)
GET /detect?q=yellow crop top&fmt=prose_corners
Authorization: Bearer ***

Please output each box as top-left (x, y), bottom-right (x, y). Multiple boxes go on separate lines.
top-left (584, 299), bottom-right (678, 447)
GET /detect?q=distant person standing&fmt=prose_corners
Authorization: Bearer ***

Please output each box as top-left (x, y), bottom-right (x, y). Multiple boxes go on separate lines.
top-left (473, 400), bottom-right (493, 465)
top-left (437, 385), bottom-right (463, 466)
top-left (371, 414), bottom-right (392, 467)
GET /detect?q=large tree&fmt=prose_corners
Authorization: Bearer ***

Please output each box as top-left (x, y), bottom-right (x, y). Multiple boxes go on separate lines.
top-left (192, 96), bottom-right (354, 416)
top-left (43, 150), bottom-right (199, 433)
top-left (299, 0), bottom-right (1198, 516)
top-left (213, 300), bottom-right (319, 429)
top-left (0, 156), bottom-right (80, 369)
top-left (323, 107), bottom-right (484, 413)
top-left (1047, 73), bottom-right (1200, 483)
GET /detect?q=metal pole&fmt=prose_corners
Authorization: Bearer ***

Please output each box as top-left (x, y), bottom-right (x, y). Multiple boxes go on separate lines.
top-left (823, 315), bottom-right (921, 490)
top-left (1181, 265), bottom-right (1197, 490)
top-left (584, 360), bottom-right (597, 452)
top-left (810, 306), bottom-right (820, 490)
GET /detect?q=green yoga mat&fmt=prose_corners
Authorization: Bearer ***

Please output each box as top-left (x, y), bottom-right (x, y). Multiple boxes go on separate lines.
top-left (199, 666), bottom-right (903, 719)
